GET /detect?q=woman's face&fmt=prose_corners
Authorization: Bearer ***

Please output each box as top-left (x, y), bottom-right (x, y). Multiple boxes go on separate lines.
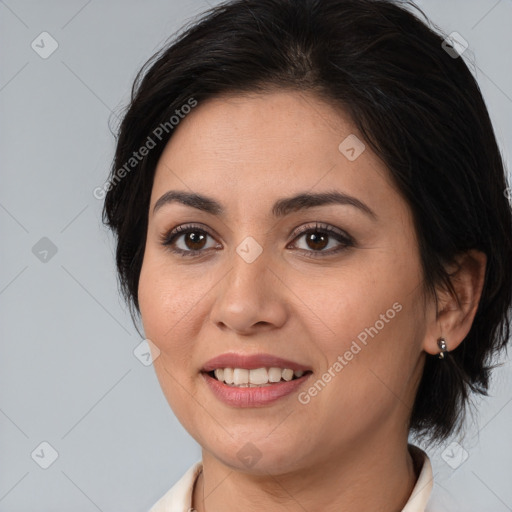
top-left (138, 90), bottom-right (434, 473)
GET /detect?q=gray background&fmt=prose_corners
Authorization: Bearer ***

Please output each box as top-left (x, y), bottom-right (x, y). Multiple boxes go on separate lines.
top-left (0, 0), bottom-right (511, 510)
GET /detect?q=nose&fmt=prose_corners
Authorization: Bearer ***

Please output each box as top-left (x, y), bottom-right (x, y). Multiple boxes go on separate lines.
top-left (208, 245), bottom-right (288, 335)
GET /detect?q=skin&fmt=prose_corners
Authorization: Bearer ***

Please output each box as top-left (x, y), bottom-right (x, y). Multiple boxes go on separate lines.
top-left (138, 90), bottom-right (486, 512)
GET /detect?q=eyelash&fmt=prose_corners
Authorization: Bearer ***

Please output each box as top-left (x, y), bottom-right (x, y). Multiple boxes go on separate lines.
top-left (159, 222), bottom-right (354, 259)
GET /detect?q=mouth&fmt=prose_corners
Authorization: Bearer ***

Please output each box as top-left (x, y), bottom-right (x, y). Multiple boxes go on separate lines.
top-left (204, 367), bottom-right (313, 387)
top-left (201, 367), bottom-right (313, 407)
top-left (200, 352), bottom-right (313, 406)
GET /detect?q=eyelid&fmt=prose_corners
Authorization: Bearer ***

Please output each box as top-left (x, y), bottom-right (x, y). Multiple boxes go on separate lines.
top-left (288, 222), bottom-right (353, 243)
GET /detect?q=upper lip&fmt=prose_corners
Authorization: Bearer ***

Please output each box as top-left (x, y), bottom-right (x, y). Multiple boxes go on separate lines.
top-left (201, 353), bottom-right (313, 373)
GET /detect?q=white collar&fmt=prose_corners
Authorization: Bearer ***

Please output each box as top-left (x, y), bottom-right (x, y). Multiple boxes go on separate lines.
top-left (149, 444), bottom-right (434, 512)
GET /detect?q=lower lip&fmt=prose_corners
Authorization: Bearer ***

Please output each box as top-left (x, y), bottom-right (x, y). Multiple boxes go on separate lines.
top-left (202, 372), bottom-right (312, 407)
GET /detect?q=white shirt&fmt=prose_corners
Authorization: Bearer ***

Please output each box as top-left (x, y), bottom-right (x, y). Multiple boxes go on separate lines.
top-left (149, 444), bottom-right (434, 512)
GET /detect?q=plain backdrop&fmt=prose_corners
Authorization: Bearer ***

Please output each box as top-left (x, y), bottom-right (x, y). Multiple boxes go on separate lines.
top-left (1, 0), bottom-right (511, 510)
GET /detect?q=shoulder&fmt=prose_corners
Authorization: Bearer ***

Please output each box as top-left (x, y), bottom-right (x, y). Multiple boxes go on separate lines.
top-left (148, 460), bottom-right (203, 512)
top-left (402, 444), bottom-right (434, 512)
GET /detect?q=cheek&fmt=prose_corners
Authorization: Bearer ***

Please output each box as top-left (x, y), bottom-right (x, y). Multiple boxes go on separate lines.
top-left (138, 257), bottom-right (206, 423)
top-left (138, 254), bottom-right (204, 363)
top-left (296, 253), bottom-right (412, 348)
top-left (300, 249), bottom-right (425, 399)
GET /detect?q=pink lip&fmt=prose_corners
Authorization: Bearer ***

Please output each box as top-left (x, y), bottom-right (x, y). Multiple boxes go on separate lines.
top-left (201, 352), bottom-right (312, 372)
top-left (201, 371), bottom-right (312, 407)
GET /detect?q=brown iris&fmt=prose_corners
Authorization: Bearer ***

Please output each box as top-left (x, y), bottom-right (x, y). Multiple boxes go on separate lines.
top-left (185, 231), bottom-right (207, 251)
top-left (305, 231), bottom-right (329, 251)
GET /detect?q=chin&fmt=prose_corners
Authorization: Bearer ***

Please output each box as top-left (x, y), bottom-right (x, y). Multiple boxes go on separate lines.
top-left (200, 430), bottom-right (311, 475)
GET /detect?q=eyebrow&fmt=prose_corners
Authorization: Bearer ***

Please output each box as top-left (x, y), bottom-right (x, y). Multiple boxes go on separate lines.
top-left (152, 190), bottom-right (377, 219)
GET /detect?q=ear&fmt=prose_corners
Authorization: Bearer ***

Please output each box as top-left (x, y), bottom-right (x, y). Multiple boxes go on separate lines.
top-left (423, 249), bottom-right (487, 356)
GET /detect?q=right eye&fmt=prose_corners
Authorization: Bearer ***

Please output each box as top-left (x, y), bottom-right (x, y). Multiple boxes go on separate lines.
top-left (160, 224), bottom-right (221, 257)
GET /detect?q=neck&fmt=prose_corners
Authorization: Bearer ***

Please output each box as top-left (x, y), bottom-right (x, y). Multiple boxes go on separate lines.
top-left (192, 433), bottom-right (419, 512)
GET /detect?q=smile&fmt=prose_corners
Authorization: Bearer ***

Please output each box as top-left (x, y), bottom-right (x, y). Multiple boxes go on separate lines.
top-left (208, 367), bottom-right (309, 387)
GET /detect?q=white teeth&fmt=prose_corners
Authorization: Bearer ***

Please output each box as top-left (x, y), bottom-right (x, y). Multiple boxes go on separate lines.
top-left (282, 369), bottom-right (294, 381)
top-left (249, 367), bottom-right (268, 385)
top-left (233, 368), bottom-right (249, 386)
top-left (211, 366), bottom-right (308, 386)
top-left (223, 367), bottom-right (234, 384)
top-left (268, 367), bottom-right (283, 382)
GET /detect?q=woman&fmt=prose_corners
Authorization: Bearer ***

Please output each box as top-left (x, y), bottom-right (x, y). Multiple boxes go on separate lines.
top-left (102, 0), bottom-right (512, 510)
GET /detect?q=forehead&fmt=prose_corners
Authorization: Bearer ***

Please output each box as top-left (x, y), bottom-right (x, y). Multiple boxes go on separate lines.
top-left (150, 90), bottom-right (396, 214)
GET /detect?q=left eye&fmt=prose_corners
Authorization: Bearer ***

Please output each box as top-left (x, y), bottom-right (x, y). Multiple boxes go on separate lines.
top-left (287, 223), bottom-right (353, 256)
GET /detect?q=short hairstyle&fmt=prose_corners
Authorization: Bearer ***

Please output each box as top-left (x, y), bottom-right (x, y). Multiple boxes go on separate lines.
top-left (102, 0), bottom-right (512, 445)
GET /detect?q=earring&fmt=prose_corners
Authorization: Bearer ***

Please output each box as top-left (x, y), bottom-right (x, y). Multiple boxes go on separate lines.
top-left (437, 337), bottom-right (448, 359)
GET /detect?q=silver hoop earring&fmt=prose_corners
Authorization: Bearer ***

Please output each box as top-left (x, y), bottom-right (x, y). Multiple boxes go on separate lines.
top-left (437, 337), bottom-right (448, 359)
